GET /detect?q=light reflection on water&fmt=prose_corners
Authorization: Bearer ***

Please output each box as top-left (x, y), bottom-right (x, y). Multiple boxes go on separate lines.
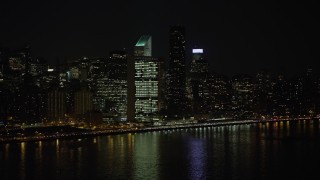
top-left (20, 142), bottom-right (26, 180)
top-left (1, 120), bottom-right (320, 180)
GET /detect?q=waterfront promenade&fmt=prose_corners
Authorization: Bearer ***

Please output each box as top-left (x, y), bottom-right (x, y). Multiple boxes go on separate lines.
top-left (0, 118), bottom-right (317, 143)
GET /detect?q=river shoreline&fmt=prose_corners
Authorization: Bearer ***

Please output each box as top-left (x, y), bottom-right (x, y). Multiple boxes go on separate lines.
top-left (0, 118), bottom-right (318, 143)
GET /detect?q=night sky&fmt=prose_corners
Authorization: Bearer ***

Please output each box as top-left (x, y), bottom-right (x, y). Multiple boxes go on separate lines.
top-left (0, 0), bottom-right (318, 76)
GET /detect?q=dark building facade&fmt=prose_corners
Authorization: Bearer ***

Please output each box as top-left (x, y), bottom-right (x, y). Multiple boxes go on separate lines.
top-left (47, 89), bottom-right (66, 122)
top-left (166, 26), bottom-right (187, 118)
top-left (188, 49), bottom-right (209, 114)
top-left (102, 50), bottom-right (128, 122)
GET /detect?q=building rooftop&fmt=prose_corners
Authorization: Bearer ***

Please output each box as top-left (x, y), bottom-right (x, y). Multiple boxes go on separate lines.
top-left (135, 35), bottom-right (151, 47)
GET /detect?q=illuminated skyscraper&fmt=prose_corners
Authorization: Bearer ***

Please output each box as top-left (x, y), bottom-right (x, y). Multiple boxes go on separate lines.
top-left (85, 52), bottom-right (128, 122)
top-left (167, 26), bottom-right (187, 117)
top-left (106, 50), bottom-right (127, 121)
top-left (231, 75), bottom-right (254, 118)
top-left (188, 49), bottom-right (209, 113)
top-left (190, 49), bottom-right (208, 74)
top-left (134, 35), bottom-right (162, 122)
top-left (97, 50), bottom-right (128, 122)
top-left (134, 35), bottom-right (152, 57)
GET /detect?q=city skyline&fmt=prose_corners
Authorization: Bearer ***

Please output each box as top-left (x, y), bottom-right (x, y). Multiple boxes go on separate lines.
top-left (0, 0), bottom-right (318, 76)
top-left (1, 2), bottom-right (320, 180)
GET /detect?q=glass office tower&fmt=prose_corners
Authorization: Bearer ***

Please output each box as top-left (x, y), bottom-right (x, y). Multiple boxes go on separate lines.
top-left (134, 35), bottom-right (161, 122)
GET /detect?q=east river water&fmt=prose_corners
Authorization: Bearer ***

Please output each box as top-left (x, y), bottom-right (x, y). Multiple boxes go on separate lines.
top-left (1, 120), bottom-right (320, 180)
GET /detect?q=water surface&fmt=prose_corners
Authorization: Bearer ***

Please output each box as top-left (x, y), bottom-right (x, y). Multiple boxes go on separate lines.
top-left (1, 120), bottom-right (320, 180)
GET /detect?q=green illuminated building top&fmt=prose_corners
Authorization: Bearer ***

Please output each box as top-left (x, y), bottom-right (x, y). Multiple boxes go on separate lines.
top-left (135, 35), bottom-right (151, 46)
top-left (134, 35), bottom-right (152, 56)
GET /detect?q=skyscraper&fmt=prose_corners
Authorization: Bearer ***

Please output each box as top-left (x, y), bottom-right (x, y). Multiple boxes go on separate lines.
top-left (47, 89), bottom-right (65, 122)
top-left (167, 26), bottom-right (187, 118)
top-left (188, 49), bottom-right (209, 114)
top-left (103, 50), bottom-right (128, 122)
top-left (134, 35), bottom-right (162, 122)
top-left (134, 35), bottom-right (152, 57)
top-left (190, 49), bottom-right (208, 74)
top-left (84, 52), bottom-right (128, 122)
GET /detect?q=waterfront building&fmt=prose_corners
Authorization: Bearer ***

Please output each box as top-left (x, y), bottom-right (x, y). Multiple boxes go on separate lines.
top-left (90, 51), bottom-right (128, 122)
top-left (47, 89), bottom-right (66, 122)
top-left (230, 74), bottom-right (254, 119)
top-left (134, 35), bottom-right (162, 122)
top-left (188, 48), bottom-right (209, 114)
top-left (85, 57), bottom-right (106, 112)
top-left (166, 26), bottom-right (187, 118)
top-left (204, 73), bottom-right (232, 117)
top-left (74, 86), bottom-right (93, 121)
top-left (272, 74), bottom-right (290, 116)
top-left (106, 50), bottom-right (127, 121)
top-left (253, 71), bottom-right (274, 116)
